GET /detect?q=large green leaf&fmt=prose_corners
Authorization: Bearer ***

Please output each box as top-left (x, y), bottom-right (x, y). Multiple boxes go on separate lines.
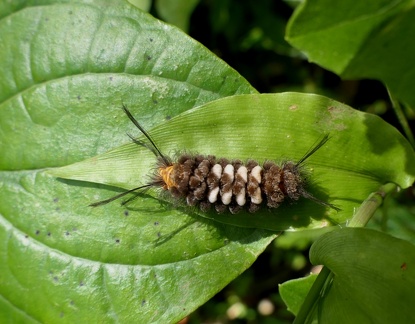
top-left (51, 93), bottom-right (415, 230)
top-left (286, 0), bottom-right (415, 107)
top-left (0, 0), bottom-right (255, 171)
top-left (309, 228), bottom-right (415, 323)
top-left (0, 1), bottom-right (273, 323)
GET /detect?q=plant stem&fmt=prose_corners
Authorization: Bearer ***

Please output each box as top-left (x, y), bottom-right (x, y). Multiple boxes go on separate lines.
top-left (388, 89), bottom-right (415, 149)
top-left (347, 183), bottom-right (397, 228)
top-left (293, 266), bottom-right (333, 324)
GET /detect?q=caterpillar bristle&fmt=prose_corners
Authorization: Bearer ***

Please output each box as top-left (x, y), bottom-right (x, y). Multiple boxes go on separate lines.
top-left (90, 106), bottom-right (340, 213)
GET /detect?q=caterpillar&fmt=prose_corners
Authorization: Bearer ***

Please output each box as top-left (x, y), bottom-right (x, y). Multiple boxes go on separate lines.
top-left (90, 105), bottom-right (340, 213)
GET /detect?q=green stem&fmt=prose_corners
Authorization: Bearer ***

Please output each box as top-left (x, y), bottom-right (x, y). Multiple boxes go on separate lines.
top-left (347, 183), bottom-right (397, 228)
top-left (293, 183), bottom-right (397, 323)
top-left (388, 89), bottom-right (415, 149)
top-left (293, 266), bottom-right (333, 324)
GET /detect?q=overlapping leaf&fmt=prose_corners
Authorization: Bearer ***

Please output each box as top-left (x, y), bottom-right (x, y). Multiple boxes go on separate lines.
top-left (279, 228), bottom-right (415, 322)
top-left (311, 228), bottom-right (415, 323)
top-left (286, 0), bottom-right (415, 106)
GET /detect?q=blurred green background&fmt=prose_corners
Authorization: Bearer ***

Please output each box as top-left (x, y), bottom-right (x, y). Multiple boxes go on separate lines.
top-left (147, 0), bottom-right (415, 322)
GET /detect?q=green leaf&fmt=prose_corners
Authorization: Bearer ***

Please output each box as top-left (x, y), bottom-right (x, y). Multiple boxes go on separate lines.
top-left (309, 228), bottom-right (415, 323)
top-left (155, 0), bottom-right (200, 32)
top-left (51, 93), bottom-right (415, 230)
top-left (128, 0), bottom-right (152, 12)
top-left (279, 274), bottom-right (317, 316)
top-left (286, 0), bottom-right (415, 106)
top-left (0, 1), bottom-right (256, 171)
top-left (0, 1), bottom-right (267, 323)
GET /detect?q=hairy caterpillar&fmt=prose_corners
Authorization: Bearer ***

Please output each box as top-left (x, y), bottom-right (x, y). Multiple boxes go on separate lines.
top-left (90, 105), bottom-right (340, 213)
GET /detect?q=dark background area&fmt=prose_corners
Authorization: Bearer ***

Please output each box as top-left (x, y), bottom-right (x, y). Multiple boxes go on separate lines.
top-left (150, 1), bottom-right (413, 322)
top-left (187, 0), bottom-right (392, 114)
